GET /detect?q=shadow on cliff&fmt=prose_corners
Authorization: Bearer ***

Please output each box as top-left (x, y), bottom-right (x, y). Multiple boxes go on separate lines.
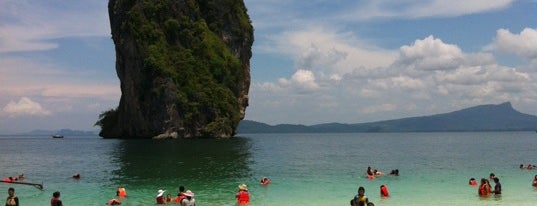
top-left (108, 137), bottom-right (253, 189)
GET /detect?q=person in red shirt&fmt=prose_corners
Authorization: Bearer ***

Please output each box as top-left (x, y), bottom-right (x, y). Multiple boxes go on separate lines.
top-left (156, 189), bottom-right (166, 204)
top-left (380, 185), bottom-right (389, 197)
top-left (235, 184), bottom-right (249, 206)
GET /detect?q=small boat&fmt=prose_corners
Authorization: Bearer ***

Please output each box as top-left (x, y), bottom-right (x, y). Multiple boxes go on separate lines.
top-left (52, 134), bottom-right (64, 138)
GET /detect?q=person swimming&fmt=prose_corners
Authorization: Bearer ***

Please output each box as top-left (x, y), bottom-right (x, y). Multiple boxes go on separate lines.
top-left (366, 167), bottom-right (375, 179)
top-left (469, 178), bottom-right (477, 186)
top-left (107, 198), bottom-right (121, 205)
top-left (260, 177), bottom-right (270, 185)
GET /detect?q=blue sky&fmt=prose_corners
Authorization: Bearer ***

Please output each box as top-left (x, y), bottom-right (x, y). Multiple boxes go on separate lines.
top-left (1, 0), bottom-right (536, 134)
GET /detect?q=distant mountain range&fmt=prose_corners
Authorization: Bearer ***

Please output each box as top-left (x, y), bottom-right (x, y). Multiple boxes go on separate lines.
top-left (238, 102), bottom-right (537, 133)
top-left (20, 129), bottom-right (97, 136)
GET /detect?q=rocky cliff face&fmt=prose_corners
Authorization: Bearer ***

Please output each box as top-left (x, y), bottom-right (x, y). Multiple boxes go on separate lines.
top-left (98, 0), bottom-right (253, 138)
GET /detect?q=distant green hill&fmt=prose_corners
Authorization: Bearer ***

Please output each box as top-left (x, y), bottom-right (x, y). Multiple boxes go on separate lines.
top-left (238, 102), bottom-right (537, 133)
top-left (21, 129), bottom-right (96, 136)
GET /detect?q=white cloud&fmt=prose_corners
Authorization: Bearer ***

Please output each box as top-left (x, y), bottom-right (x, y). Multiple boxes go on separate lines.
top-left (260, 26), bottom-right (398, 75)
top-left (0, 0), bottom-right (110, 53)
top-left (249, 34), bottom-right (537, 124)
top-left (0, 57), bottom-right (119, 100)
top-left (492, 28), bottom-right (537, 60)
top-left (342, 0), bottom-right (515, 20)
top-left (290, 69), bottom-right (319, 91)
top-left (398, 35), bottom-right (464, 71)
top-left (2, 97), bottom-right (51, 117)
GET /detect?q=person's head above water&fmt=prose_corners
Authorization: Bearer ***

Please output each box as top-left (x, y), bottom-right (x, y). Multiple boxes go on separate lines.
top-left (358, 186), bottom-right (365, 195)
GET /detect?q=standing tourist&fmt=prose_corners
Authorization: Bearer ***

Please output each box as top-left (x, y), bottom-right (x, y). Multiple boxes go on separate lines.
top-left (175, 186), bottom-right (186, 203)
top-left (5, 188), bottom-right (18, 206)
top-left (50, 191), bottom-right (63, 206)
top-left (235, 184), bottom-right (250, 206)
top-left (489, 173), bottom-right (495, 181)
top-left (478, 178), bottom-right (491, 196)
top-left (181, 190), bottom-right (196, 206)
top-left (380, 185), bottom-right (389, 197)
top-left (351, 186), bottom-right (369, 206)
top-left (156, 189), bottom-right (166, 204)
top-left (491, 177), bottom-right (501, 195)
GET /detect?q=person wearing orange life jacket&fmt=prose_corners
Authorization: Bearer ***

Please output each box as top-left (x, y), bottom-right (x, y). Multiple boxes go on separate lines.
top-left (478, 178), bottom-right (491, 196)
top-left (116, 187), bottom-right (127, 198)
top-left (380, 185), bottom-right (389, 197)
top-left (174, 185), bottom-right (186, 203)
top-left (235, 184), bottom-right (250, 206)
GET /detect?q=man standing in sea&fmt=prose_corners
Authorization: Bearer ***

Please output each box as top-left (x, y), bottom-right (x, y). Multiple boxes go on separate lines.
top-left (491, 177), bottom-right (501, 195)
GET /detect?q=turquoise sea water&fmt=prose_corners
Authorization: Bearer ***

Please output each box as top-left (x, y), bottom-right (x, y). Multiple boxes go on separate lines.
top-left (1, 132), bottom-right (537, 205)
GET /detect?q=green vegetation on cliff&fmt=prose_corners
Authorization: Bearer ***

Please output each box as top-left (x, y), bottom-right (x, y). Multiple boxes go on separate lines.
top-left (97, 0), bottom-right (253, 138)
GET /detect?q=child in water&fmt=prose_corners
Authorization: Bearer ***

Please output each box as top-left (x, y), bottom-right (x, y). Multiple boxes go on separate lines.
top-left (351, 186), bottom-right (369, 206)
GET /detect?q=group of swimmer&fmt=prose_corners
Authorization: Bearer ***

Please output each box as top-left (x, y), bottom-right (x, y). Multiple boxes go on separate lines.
top-left (350, 167), bottom-right (394, 206)
top-left (153, 181), bottom-right (256, 205)
top-left (366, 166), bottom-right (399, 179)
top-left (520, 164), bottom-right (536, 170)
top-left (469, 172), bottom-right (537, 197)
top-left (470, 173), bottom-right (502, 196)
top-left (3, 174), bottom-right (272, 206)
top-left (1, 174), bottom-right (24, 183)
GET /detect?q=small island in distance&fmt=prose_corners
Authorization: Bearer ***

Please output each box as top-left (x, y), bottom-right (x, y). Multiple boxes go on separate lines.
top-left (238, 102), bottom-right (537, 133)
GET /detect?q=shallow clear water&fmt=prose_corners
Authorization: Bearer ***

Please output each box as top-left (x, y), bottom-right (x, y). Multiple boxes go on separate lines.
top-left (0, 132), bottom-right (536, 205)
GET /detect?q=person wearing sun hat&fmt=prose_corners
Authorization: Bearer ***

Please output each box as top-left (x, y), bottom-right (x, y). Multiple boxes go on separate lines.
top-left (235, 184), bottom-right (250, 205)
top-left (156, 189), bottom-right (166, 204)
top-left (180, 190), bottom-right (196, 206)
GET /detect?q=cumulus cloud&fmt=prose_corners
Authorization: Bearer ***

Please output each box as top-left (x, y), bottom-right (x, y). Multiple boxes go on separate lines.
top-left (249, 33), bottom-right (536, 124)
top-left (2, 97), bottom-right (51, 117)
top-left (492, 28), bottom-right (537, 60)
top-left (398, 35), bottom-right (464, 71)
top-left (291, 69), bottom-right (319, 91)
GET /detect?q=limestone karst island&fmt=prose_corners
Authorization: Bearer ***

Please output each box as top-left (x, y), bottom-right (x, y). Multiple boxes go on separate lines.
top-left (95, 0), bottom-right (254, 139)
